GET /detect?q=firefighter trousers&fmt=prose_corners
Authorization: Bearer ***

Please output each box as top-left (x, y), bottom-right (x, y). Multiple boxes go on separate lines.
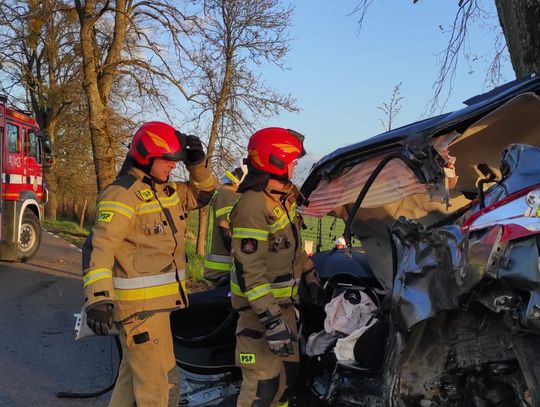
top-left (109, 311), bottom-right (179, 407)
top-left (235, 303), bottom-right (299, 407)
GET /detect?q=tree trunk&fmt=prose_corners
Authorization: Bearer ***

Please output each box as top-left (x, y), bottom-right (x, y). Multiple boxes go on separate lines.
top-left (88, 106), bottom-right (116, 191)
top-left (76, 0), bottom-right (127, 192)
top-left (195, 44), bottom-right (234, 256)
top-left (195, 99), bottom-right (227, 256)
top-left (79, 198), bottom-right (88, 229)
top-left (43, 119), bottom-right (58, 220)
top-left (195, 103), bottom-right (225, 256)
top-left (43, 166), bottom-right (58, 220)
top-left (59, 195), bottom-right (65, 217)
top-left (495, 0), bottom-right (540, 78)
top-left (196, 105), bottom-right (224, 255)
top-left (196, 207), bottom-right (208, 256)
top-left (71, 197), bottom-right (77, 221)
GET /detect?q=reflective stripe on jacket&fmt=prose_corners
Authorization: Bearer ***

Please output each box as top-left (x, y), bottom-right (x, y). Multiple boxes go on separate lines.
top-left (82, 163), bottom-right (217, 322)
top-left (204, 186), bottom-right (239, 279)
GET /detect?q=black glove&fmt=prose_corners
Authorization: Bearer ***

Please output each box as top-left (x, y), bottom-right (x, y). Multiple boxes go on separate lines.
top-left (301, 269), bottom-right (325, 306)
top-left (306, 280), bottom-right (326, 307)
top-left (264, 317), bottom-right (294, 356)
top-left (218, 226), bottom-right (232, 252)
top-left (86, 303), bottom-right (114, 336)
top-left (184, 135), bottom-right (206, 166)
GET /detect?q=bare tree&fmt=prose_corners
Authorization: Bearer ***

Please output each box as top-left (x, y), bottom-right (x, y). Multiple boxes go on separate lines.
top-left (53, 79), bottom-right (137, 219)
top-left (71, 0), bottom-right (195, 192)
top-left (494, 0), bottom-right (540, 78)
top-left (351, 0), bottom-right (540, 112)
top-left (426, 0), bottom-right (507, 113)
top-left (53, 93), bottom-right (97, 221)
top-left (378, 82), bottom-right (403, 131)
top-left (0, 0), bottom-right (80, 219)
top-left (184, 0), bottom-right (299, 254)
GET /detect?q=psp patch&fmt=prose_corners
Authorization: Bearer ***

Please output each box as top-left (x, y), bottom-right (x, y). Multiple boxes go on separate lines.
top-left (137, 188), bottom-right (155, 201)
top-left (272, 206), bottom-right (284, 219)
top-left (97, 211), bottom-right (114, 222)
top-left (241, 238), bottom-right (258, 254)
top-left (239, 353), bottom-right (256, 364)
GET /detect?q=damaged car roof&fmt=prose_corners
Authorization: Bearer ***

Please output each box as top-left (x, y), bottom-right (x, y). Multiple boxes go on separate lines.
top-left (301, 74), bottom-right (540, 205)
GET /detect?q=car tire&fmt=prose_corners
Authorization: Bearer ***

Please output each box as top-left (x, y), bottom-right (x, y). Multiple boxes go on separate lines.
top-left (17, 210), bottom-right (42, 262)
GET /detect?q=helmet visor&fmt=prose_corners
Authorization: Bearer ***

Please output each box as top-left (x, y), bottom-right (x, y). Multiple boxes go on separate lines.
top-left (287, 129), bottom-right (306, 157)
top-left (162, 150), bottom-right (186, 162)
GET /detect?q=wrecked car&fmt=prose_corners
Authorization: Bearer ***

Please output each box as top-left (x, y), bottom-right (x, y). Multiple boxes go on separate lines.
top-left (171, 74), bottom-right (540, 406)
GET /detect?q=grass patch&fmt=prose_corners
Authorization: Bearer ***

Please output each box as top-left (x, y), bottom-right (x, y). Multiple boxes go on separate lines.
top-left (185, 239), bottom-right (211, 290)
top-left (43, 218), bottom-right (90, 247)
top-left (303, 215), bottom-right (347, 251)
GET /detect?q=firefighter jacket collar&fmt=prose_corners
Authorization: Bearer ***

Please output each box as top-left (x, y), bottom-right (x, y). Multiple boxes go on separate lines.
top-left (264, 182), bottom-right (296, 202)
top-left (129, 166), bottom-right (156, 187)
top-left (265, 182), bottom-right (307, 207)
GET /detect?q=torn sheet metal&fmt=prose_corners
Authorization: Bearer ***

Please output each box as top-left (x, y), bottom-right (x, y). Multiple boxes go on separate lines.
top-left (502, 238), bottom-right (540, 325)
top-left (391, 218), bottom-right (466, 331)
top-left (391, 143), bottom-right (540, 332)
top-left (392, 221), bottom-right (540, 332)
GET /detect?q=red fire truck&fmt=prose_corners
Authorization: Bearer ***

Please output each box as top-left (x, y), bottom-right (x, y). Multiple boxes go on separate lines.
top-left (0, 95), bottom-right (52, 262)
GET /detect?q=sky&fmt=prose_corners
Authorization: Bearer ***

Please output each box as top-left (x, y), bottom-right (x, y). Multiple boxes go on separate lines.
top-left (254, 0), bottom-right (515, 164)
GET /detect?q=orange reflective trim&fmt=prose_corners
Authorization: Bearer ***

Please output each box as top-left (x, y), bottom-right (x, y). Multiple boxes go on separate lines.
top-left (2, 192), bottom-right (19, 199)
top-left (8, 110), bottom-right (32, 123)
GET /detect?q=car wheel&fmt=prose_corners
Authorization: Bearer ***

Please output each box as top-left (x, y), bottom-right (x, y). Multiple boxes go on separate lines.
top-left (17, 211), bottom-right (42, 262)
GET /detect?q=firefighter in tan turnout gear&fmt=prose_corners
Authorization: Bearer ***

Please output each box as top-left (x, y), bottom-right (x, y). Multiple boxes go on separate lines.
top-left (81, 121), bottom-right (217, 407)
top-left (204, 159), bottom-right (247, 284)
top-left (230, 127), bottom-right (323, 407)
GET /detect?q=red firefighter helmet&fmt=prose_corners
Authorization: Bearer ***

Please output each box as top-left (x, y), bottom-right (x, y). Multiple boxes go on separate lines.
top-left (130, 121), bottom-right (186, 165)
top-left (247, 127), bottom-right (306, 176)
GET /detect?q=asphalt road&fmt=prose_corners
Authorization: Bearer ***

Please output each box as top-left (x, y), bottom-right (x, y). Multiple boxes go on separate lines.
top-left (0, 231), bottom-right (117, 406)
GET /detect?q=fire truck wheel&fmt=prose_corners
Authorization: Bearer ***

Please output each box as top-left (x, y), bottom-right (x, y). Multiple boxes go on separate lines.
top-left (17, 211), bottom-right (42, 262)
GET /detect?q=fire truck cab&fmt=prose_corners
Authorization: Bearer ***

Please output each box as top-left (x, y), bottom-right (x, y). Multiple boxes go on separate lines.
top-left (0, 95), bottom-right (51, 262)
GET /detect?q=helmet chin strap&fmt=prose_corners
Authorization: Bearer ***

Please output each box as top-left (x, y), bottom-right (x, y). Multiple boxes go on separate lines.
top-left (269, 172), bottom-right (290, 182)
top-left (237, 164), bottom-right (270, 193)
top-left (131, 157), bottom-right (168, 184)
top-left (132, 159), bottom-right (153, 175)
